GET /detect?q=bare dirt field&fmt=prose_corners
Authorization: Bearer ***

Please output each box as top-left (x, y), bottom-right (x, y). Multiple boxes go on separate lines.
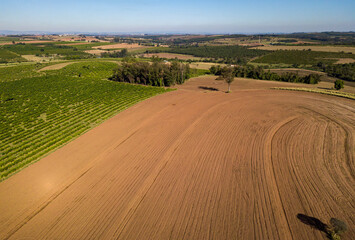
top-left (0, 76), bottom-right (354, 240)
top-left (335, 58), bottom-right (355, 64)
top-left (22, 55), bottom-right (55, 62)
top-left (142, 53), bottom-right (199, 60)
top-left (0, 41), bottom-right (53, 46)
top-left (190, 62), bottom-right (225, 70)
top-left (84, 49), bottom-right (109, 55)
top-left (38, 62), bottom-right (76, 71)
top-left (37, 61), bottom-right (120, 71)
top-left (253, 45), bottom-right (355, 54)
top-left (60, 42), bottom-right (98, 46)
top-left (93, 43), bottom-right (146, 50)
top-left (51, 36), bottom-right (108, 43)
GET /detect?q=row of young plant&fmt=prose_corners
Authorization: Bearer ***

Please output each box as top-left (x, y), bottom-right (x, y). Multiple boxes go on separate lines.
top-left (0, 62), bottom-right (170, 180)
top-left (210, 64), bottom-right (321, 84)
top-left (1, 92), bottom-right (156, 155)
top-left (0, 86), bottom-right (167, 179)
top-left (0, 101), bottom-right (137, 176)
top-left (0, 90), bottom-right (151, 149)
top-left (109, 59), bottom-right (191, 87)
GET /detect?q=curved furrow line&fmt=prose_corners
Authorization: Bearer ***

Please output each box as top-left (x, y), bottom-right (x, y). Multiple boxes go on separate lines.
top-left (270, 110), bottom-right (355, 239)
top-left (2, 79), bottom-right (354, 240)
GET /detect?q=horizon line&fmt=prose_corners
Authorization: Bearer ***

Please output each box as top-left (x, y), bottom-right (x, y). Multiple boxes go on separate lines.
top-left (1, 30), bottom-right (355, 36)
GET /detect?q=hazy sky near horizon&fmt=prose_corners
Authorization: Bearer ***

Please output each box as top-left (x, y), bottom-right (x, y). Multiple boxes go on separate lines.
top-left (1, 0), bottom-right (354, 33)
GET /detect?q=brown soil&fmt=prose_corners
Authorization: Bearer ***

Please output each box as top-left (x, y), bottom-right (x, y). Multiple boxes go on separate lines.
top-left (335, 58), bottom-right (355, 64)
top-left (84, 49), bottom-right (109, 55)
top-left (38, 62), bottom-right (76, 71)
top-left (0, 76), bottom-right (354, 240)
top-left (0, 41), bottom-right (53, 46)
top-left (22, 55), bottom-right (54, 62)
top-left (60, 42), bottom-right (97, 46)
top-left (93, 43), bottom-right (146, 50)
top-left (190, 62), bottom-right (225, 70)
top-left (37, 61), bottom-right (120, 71)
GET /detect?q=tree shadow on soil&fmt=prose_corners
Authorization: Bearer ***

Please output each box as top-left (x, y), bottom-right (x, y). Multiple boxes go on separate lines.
top-left (297, 213), bottom-right (348, 240)
top-left (297, 214), bottom-right (328, 233)
top-left (198, 86), bottom-right (219, 91)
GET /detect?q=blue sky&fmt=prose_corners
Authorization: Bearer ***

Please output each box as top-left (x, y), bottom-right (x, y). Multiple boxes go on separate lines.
top-left (0, 0), bottom-right (354, 33)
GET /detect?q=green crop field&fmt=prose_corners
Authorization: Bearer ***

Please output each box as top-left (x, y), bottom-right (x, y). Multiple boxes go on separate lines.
top-left (0, 37), bottom-right (22, 43)
top-left (2, 43), bottom-right (92, 59)
top-left (252, 50), bottom-right (355, 65)
top-left (0, 61), bottom-right (171, 180)
top-left (151, 45), bottom-right (267, 60)
top-left (0, 63), bottom-right (47, 81)
top-left (0, 49), bottom-right (27, 63)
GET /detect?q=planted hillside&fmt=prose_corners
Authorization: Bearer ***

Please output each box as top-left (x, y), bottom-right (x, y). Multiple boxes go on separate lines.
top-left (0, 61), bottom-right (170, 180)
top-left (0, 48), bottom-right (27, 63)
top-left (253, 50), bottom-right (355, 65)
top-left (210, 65), bottom-right (321, 84)
top-left (0, 63), bottom-right (46, 81)
top-left (146, 45), bottom-right (268, 64)
top-left (3, 43), bottom-right (92, 59)
top-left (109, 60), bottom-right (191, 86)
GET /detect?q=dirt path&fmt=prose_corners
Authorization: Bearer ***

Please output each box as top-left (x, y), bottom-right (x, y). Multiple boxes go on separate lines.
top-left (37, 61), bottom-right (120, 71)
top-left (92, 43), bottom-right (146, 50)
top-left (0, 77), bottom-right (354, 239)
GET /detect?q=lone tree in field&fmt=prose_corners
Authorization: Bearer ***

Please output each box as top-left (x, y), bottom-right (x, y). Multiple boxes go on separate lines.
top-left (334, 79), bottom-right (344, 90)
top-left (221, 66), bottom-right (235, 93)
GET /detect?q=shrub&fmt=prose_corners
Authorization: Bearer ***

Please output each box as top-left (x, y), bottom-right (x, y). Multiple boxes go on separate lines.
top-left (334, 79), bottom-right (344, 90)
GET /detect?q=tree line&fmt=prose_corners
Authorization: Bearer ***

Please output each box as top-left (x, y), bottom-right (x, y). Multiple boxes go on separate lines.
top-left (210, 65), bottom-right (321, 84)
top-left (316, 62), bottom-right (355, 82)
top-left (109, 59), bottom-right (191, 87)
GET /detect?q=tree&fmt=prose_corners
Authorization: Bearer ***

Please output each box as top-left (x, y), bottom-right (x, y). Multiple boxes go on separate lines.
top-left (334, 79), bottom-right (344, 90)
top-left (221, 66), bottom-right (235, 92)
top-left (109, 60), bottom-right (191, 87)
top-left (328, 218), bottom-right (347, 240)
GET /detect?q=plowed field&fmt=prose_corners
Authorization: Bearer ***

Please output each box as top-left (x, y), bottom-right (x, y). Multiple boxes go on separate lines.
top-left (0, 77), bottom-right (354, 239)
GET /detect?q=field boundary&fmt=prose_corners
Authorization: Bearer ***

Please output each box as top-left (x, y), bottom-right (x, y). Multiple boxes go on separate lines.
top-left (272, 87), bottom-right (355, 100)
